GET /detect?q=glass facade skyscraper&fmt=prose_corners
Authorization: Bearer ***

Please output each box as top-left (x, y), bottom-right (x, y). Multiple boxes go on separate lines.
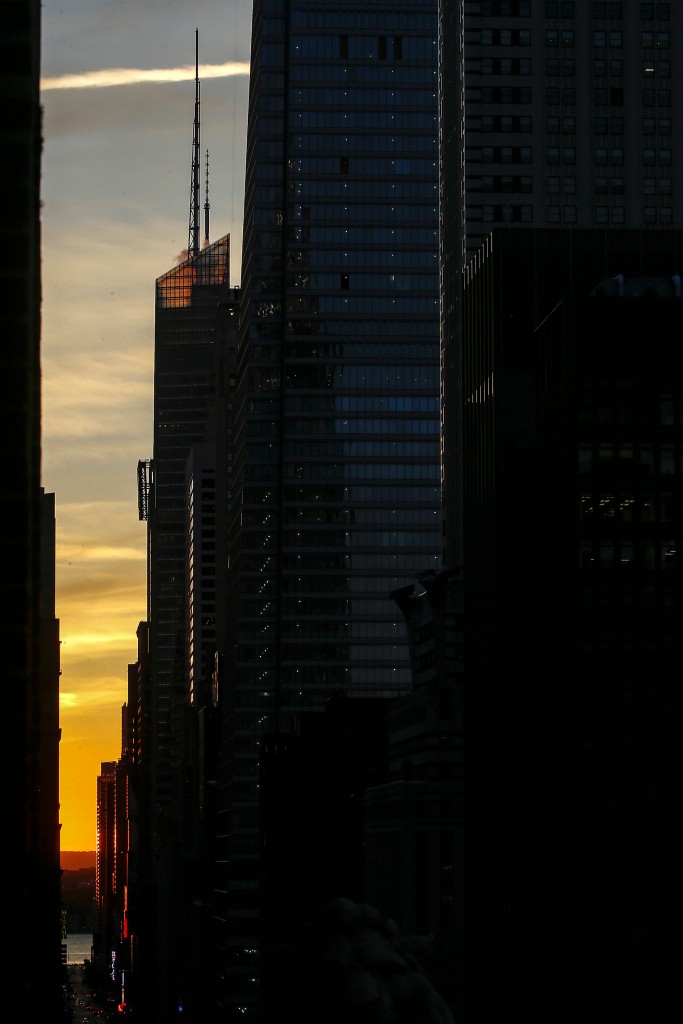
top-left (220, 1), bottom-right (441, 1016)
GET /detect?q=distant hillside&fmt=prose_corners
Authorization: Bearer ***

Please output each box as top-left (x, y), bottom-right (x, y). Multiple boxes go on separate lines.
top-left (61, 851), bottom-right (96, 871)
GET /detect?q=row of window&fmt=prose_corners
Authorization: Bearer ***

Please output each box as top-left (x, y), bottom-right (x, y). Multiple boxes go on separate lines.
top-left (468, 145), bottom-right (674, 167)
top-left (248, 411), bottom-right (436, 436)
top-left (283, 395), bottom-right (438, 413)
top-left (476, 28), bottom-right (670, 48)
top-left (277, 483), bottom-right (440, 505)
top-left (254, 203), bottom-right (438, 226)
top-left (302, 250), bottom-right (438, 268)
top-left (289, 133), bottom-right (437, 154)
top-left (287, 64), bottom-right (437, 85)
top-left (286, 272), bottom-right (437, 292)
top-left (289, 11), bottom-right (436, 30)
top-left (546, 1), bottom-right (670, 17)
top-left (580, 494), bottom-right (680, 524)
top-left (289, 88), bottom-right (436, 108)
top-left (284, 227), bottom-right (438, 246)
top-left (474, 203), bottom-right (653, 227)
top-left (284, 181), bottom-right (438, 199)
top-left (282, 440), bottom-right (439, 458)
top-left (286, 158), bottom-right (436, 176)
top-left (480, 0), bottom-right (669, 17)
top-left (249, 365), bottom-right (440, 392)
top-left (580, 541), bottom-right (681, 570)
top-left (468, 115), bottom-right (672, 136)
top-left (291, 35), bottom-right (436, 62)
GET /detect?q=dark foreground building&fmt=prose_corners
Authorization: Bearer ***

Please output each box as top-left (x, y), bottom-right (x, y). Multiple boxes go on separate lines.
top-left (218, 2), bottom-right (442, 1017)
top-left (462, 227), bottom-right (683, 1023)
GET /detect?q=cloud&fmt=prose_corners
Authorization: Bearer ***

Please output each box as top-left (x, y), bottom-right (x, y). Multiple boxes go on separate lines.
top-left (41, 60), bottom-right (250, 91)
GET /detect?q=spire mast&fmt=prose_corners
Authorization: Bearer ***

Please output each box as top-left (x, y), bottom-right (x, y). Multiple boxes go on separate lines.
top-left (188, 28), bottom-right (200, 257)
top-left (204, 149), bottom-right (210, 245)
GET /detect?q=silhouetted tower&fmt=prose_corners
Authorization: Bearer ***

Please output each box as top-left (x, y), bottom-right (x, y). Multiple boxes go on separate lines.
top-left (188, 28), bottom-right (200, 258)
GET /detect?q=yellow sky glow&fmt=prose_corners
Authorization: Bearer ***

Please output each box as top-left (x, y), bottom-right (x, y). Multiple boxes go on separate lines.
top-left (40, 61), bottom-right (250, 92)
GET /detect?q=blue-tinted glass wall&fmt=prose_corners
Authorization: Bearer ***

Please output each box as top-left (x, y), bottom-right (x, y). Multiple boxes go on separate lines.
top-left (224, 1), bottom-right (441, 1015)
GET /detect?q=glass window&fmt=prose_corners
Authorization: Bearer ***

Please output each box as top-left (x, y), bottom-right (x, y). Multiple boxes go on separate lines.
top-left (563, 147), bottom-right (576, 164)
top-left (643, 206), bottom-right (657, 224)
top-left (563, 116), bottom-right (576, 132)
top-left (547, 177), bottom-right (560, 193)
top-left (660, 207), bottom-right (672, 224)
top-left (563, 205), bottom-right (576, 223)
top-left (547, 116), bottom-right (560, 133)
top-left (561, 2), bottom-right (575, 15)
top-left (642, 117), bottom-right (655, 133)
top-left (611, 178), bottom-right (624, 193)
top-left (642, 60), bottom-right (656, 75)
top-left (595, 176), bottom-right (609, 193)
top-left (563, 176), bottom-right (576, 193)
top-left (610, 88), bottom-right (623, 104)
top-left (658, 61), bottom-right (670, 77)
top-left (642, 88), bottom-right (655, 104)
top-left (643, 148), bottom-right (656, 165)
top-left (611, 148), bottom-right (623, 165)
top-left (656, 4), bottom-right (670, 19)
top-left (546, 87), bottom-right (560, 103)
top-left (611, 117), bottom-right (624, 133)
top-left (562, 87), bottom-right (576, 103)
top-left (562, 59), bottom-right (575, 74)
top-left (546, 58), bottom-right (559, 75)
top-left (547, 205), bottom-right (561, 223)
top-left (562, 31), bottom-right (575, 46)
top-left (593, 2), bottom-right (607, 16)
top-left (657, 32), bottom-right (670, 47)
top-left (594, 59), bottom-right (607, 75)
top-left (594, 116), bottom-right (608, 133)
top-left (640, 3), bottom-right (654, 17)
top-left (609, 1), bottom-right (623, 14)
top-left (596, 206), bottom-right (609, 223)
top-left (594, 31), bottom-right (606, 47)
top-left (641, 31), bottom-right (654, 46)
top-left (546, 30), bottom-right (559, 46)
top-left (659, 148), bottom-right (672, 165)
top-left (611, 206), bottom-right (624, 223)
top-left (659, 89), bottom-right (671, 105)
top-left (610, 60), bottom-right (623, 75)
top-left (546, 1), bottom-right (560, 13)
top-left (643, 177), bottom-right (656, 194)
top-left (547, 147), bottom-right (560, 164)
top-left (595, 148), bottom-right (608, 165)
top-left (659, 178), bottom-right (672, 194)
top-left (594, 88), bottom-right (607, 104)
top-left (609, 32), bottom-right (622, 47)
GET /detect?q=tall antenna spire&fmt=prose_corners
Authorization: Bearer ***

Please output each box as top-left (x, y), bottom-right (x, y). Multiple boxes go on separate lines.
top-left (188, 28), bottom-right (200, 257)
top-left (204, 149), bottom-right (210, 245)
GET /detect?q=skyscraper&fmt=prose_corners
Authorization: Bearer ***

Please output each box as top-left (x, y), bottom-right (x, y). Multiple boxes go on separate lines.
top-left (142, 235), bottom-right (236, 1021)
top-left (438, 1), bottom-right (683, 1018)
top-left (219, 1), bottom-right (442, 1016)
top-left (440, 0), bottom-right (683, 565)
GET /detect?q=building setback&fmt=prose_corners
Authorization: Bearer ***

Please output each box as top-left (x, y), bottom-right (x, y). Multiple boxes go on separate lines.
top-left (219, 1), bottom-right (442, 1017)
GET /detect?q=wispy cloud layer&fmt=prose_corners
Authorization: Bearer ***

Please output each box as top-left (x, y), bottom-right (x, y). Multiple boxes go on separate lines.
top-left (41, 61), bottom-right (250, 91)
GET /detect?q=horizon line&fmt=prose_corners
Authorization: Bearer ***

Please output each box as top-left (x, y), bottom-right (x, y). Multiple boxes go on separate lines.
top-left (40, 61), bottom-right (250, 92)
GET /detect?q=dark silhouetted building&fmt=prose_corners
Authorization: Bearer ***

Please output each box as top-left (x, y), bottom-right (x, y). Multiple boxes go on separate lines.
top-left (461, 227), bottom-right (683, 1023)
top-left (139, 236), bottom-right (238, 1021)
top-left (219, 1), bottom-right (441, 1016)
top-left (3, 3), bottom-right (65, 1019)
